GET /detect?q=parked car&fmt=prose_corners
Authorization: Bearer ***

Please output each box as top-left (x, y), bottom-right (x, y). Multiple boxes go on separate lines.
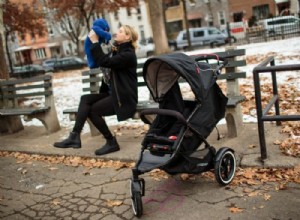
top-left (176, 27), bottom-right (227, 50)
top-left (136, 38), bottom-right (177, 58)
top-left (52, 57), bottom-right (87, 71)
top-left (10, 64), bottom-right (46, 78)
top-left (42, 58), bottom-right (58, 72)
top-left (136, 41), bottom-right (155, 58)
top-left (257, 15), bottom-right (300, 36)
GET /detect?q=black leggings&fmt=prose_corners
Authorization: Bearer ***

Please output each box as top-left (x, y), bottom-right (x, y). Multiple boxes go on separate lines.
top-left (72, 93), bottom-right (115, 139)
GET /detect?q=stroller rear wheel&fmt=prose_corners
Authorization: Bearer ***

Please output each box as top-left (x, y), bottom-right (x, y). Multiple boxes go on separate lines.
top-left (214, 150), bottom-right (236, 185)
top-left (130, 179), bottom-right (144, 218)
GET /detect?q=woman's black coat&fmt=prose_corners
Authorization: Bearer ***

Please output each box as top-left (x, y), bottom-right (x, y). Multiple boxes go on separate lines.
top-left (90, 42), bottom-right (138, 121)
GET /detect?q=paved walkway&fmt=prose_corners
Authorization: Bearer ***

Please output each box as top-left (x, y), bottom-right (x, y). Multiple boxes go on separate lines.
top-left (0, 123), bottom-right (299, 219)
top-left (0, 122), bottom-right (298, 167)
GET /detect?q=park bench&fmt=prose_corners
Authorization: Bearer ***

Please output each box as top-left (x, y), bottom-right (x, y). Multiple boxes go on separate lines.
top-left (0, 74), bottom-right (61, 134)
top-left (63, 47), bottom-right (246, 138)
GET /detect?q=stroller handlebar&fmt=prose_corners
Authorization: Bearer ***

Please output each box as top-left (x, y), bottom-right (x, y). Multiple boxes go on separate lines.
top-left (193, 54), bottom-right (228, 74)
top-left (140, 108), bottom-right (187, 125)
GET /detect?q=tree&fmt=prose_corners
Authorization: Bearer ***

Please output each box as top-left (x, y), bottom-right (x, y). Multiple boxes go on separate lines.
top-left (147, 0), bottom-right (170, 55)
top-left (0, 0), bottom-right (8, 79)
top-left (46, 0), bottom-right (139, 57)
top-left (1, 0), bottom-right (45, 77)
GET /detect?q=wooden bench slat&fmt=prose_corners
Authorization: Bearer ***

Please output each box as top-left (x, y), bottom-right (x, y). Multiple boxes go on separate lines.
top-left (136, 100), bottom-right (158, 110)
top-left (0, 75), bottom-right (51, 86)
top-left (2, 91), bottom-right (52, 99)
top-left (63, 108), bottom-right (78, 114)
top-left (82, 78), bottom-right (102, 83)
top-left (82, 87), bottom-right (100, 92)
top-left (209, 60), bottom-right (246, 69)
top-left (1, 82), bottom-right (52, 92)
top-left (0, 107), bottom-right (50, 116)
top-left (215, 49), bottom-right (246, 58)
top-left (217, 72), bottom-right (246, 80)
top-left (82, 69), bottom-right (102, 75)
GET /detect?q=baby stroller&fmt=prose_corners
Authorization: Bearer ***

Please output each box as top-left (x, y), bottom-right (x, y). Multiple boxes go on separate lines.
top-left (130, 53), bottom-right (236, 217)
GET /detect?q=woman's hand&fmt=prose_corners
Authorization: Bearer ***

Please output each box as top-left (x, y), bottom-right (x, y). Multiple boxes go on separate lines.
top-left (88, 30), bottom-right (99, 43)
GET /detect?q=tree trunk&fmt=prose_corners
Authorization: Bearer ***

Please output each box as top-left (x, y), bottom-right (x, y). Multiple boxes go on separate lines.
top-left (0, 0), bottom-right (9, 80)
top-left (5, 32), bottom-right (13, 75)
top-left (148, 0), bottom-right (170, 55)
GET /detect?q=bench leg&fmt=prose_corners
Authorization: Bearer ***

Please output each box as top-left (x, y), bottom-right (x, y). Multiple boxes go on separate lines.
top-left (87, 119), bottom-right (101, 136)
top-left (25, 109), bottom-right (61, 134)
top-left (0, 116), bottom-right (24, 133)
top-left (225, 104), bottom-right (243, 138)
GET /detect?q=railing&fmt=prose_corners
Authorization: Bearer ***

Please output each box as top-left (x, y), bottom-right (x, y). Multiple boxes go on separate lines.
top-left (252, 57), bottom-right (300, 160)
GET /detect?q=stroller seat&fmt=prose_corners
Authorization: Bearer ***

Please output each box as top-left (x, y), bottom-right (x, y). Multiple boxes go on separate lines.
top-left (144, 133), bottom-right (177, 154)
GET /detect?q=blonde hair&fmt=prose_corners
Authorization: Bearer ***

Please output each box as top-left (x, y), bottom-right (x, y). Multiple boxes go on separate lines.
top-left (122, 25), bottom-right (138, 49)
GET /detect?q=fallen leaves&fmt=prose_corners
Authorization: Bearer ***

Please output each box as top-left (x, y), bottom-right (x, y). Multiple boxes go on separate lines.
top-left (0, 151), bottom-right (134, 171)
top-left (106, 200), bottom-right (123, 207)
top-left (229, 204), bottom-right (244, 213)
top-left (149, 169), bottom-right (169, 181)
top-left (51, 199), bottom-right (60, 206)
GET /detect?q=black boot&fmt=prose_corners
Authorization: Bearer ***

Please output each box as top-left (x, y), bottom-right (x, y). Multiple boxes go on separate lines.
top-left (53, 132), bottom-right (81, 149)
top-left (95, 137), bottom-right (120, 155)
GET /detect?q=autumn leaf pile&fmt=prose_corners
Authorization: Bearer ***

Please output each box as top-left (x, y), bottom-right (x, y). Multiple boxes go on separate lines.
top-left (0, 151), bottom-right (299, 187)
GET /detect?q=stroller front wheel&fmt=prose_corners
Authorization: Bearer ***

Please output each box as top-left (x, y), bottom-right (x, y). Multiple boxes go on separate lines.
top-left (214, 150), bottom-right (236, 185)
top-left (130, 179), bottom-right (144, 217)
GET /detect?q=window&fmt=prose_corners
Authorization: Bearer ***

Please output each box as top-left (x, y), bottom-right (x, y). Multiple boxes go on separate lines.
top-left (139, 25), bottom-right (145, 41)
top-left (165, 0), bottom-right (180, 7)
top-left (233, 12), bottom-right (243, 22)
top-left (35, 48), bottom-right (46, 59)
top-left (127, 8), bottom-right (131, 17)
top-left (48, 25), bottom-right (54, 36)
top-left (114, 11), bottom-right (119, 20)
top-left (208, 29), bottom-right (220, 35)
top-left (60, 22), bottom-right (66, 33)
top-left (194, 30), bottom-right (204, 37)
top-left (218, 11), bottom-right (226, 25)
top-left (136, 6), bottom-right (142, 20)
top-left (207, 13), bottom-right (214, 26)
top-left (253, 4), bottom-right (269, 20)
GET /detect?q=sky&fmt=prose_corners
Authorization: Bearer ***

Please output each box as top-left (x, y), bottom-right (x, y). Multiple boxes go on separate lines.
top-left (21, 37), bottom-right (300, 134)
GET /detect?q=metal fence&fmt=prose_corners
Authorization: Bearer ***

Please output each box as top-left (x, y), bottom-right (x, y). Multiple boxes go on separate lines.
top-left (252, 57), bottom-right (300, 160)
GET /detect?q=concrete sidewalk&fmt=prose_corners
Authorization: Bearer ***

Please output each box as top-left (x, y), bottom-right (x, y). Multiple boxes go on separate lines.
top-left (0, 122), bottom-right (298, 168)
top-left (1, 122), bottom-right (300, 220)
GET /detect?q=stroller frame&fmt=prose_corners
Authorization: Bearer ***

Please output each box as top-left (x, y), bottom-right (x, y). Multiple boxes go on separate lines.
top-left (130, 53), bottom-right (237, 217)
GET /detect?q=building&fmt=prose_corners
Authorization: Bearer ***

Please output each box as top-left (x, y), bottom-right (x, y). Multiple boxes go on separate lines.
top-left (106, 0), bottom-right (153, 42)
top-left (228, 0), bottom-right (299, 24)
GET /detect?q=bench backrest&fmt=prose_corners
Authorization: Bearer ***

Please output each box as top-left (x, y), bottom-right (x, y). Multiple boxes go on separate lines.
top-left (78, 48), bottom-right (246, 97)
top-left (0, 74), bottom-right (53, 108)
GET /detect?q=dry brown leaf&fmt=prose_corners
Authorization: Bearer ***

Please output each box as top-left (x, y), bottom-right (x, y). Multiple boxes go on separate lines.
top-left (273, 140), bottom-right (282, 145)
top-left (106, 200), bottom-right (123, 207)
top-left (51, 199), bottom-right (60, 206)
top-left (229, 206), bottom-right (244, 213)
top-left (248, 144), bottom-right (256, 149)
top-left (264, 193), bottom-right (271, 201)
top-left (248, 191), bottom-right (260, 197)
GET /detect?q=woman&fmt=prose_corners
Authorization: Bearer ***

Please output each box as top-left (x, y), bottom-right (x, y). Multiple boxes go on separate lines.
top-left (54, 25), bottom-right (138, 156)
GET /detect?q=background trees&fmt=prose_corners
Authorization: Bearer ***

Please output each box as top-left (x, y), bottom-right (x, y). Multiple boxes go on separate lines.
top-left (46, 0), bottom-right (139, 57)
top-left (1, 0), bottom-right (45, 78)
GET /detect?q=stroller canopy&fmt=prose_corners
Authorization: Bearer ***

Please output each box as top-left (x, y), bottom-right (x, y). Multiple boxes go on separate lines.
top-left (143, 52), bottom-right (228, 139)
top-left (143, 53), bottom-right (216, 103)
